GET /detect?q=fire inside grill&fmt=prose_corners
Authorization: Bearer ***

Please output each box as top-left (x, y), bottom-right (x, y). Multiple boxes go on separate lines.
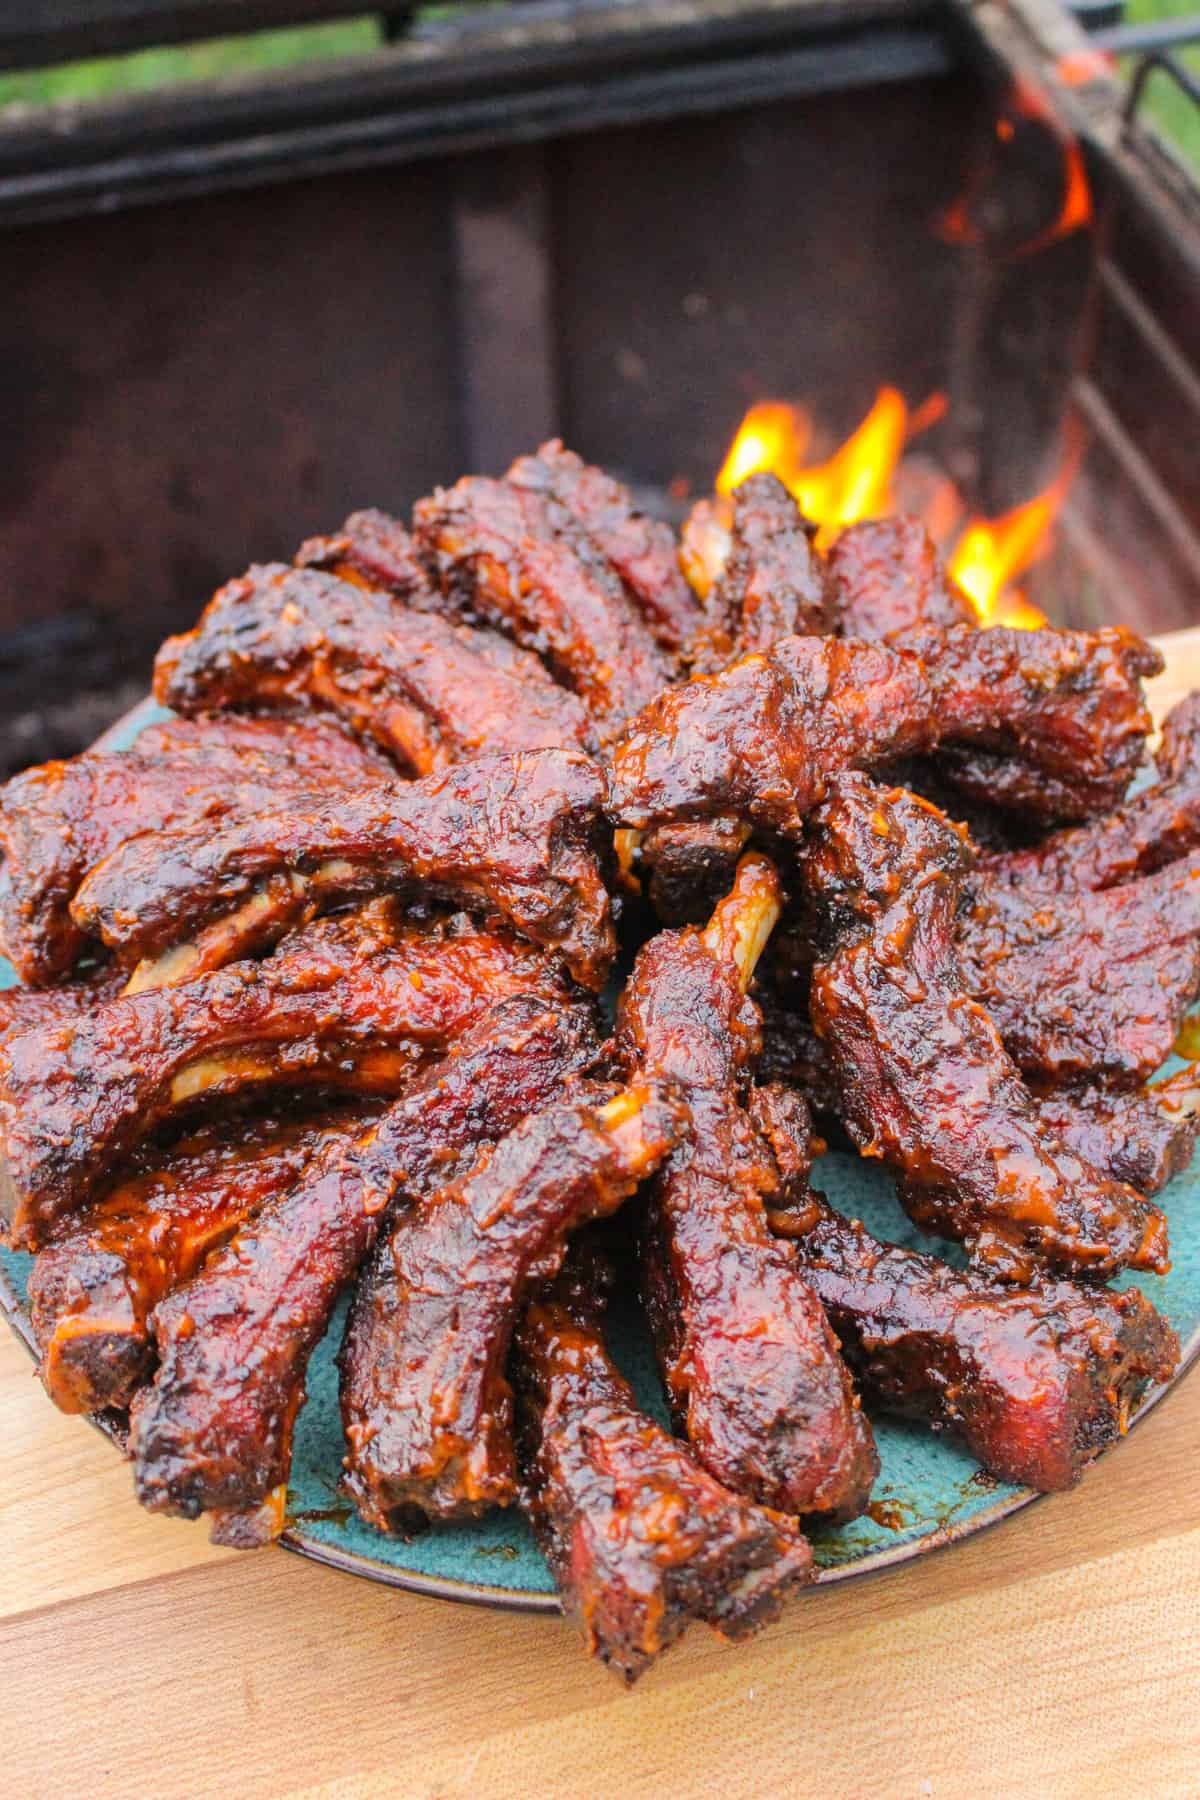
top-left (704, 388), bottom-right (1065, 629)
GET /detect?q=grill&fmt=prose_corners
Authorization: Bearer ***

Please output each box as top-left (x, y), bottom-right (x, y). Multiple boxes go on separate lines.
top-left (1, 0), bottom-right (1197, 771)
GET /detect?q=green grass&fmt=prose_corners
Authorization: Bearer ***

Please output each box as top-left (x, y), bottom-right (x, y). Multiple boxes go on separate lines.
top-left (1121, 0), bottom-right (1200, 169)
top-left (0, 4), bottom-right (1194, 174)
top-left (0, 20), bottom-right (382, 108)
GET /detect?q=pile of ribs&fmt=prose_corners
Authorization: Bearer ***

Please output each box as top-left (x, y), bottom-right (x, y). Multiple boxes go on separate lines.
top-left (3, 442), bottom-right (1196, 1684)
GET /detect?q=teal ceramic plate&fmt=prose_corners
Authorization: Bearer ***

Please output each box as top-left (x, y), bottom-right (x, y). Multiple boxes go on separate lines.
top-left (2, 700), bottom-right (1198, 1611)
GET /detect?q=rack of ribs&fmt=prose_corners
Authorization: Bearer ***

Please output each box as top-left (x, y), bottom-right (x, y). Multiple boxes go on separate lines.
top-left (335, 1082), bottom-right (682, 1527)
top-left (295, 507), bottom-right (435, 603)
top-left (130, 994), bottom-right (599, 1544)
top-left (771, 1195), bottom-right (1180, 1491)
top-left (825, 515), bottom-right (976, 639)
top-left (802, 773), bottom-right (1168, 1282)
top-left (607, 624), bottom-right (1158, 839)
top-left (0, 713), bottom-right (391, 985)
top-left (960, 853), bottom-right (1200, 1084)
top-left (643, 473), bottom-right (827, 918)
top-left (981, 693), bottom-right (1200, 895)
top-left (0, 904), bottom-right (567, 1247)
top-left (616, 852), bottom-right (878, 1520)
top-left (512, 1255), bottom-right (813, 1684)
top-left (414, 461), bottom-right (675, 739)
top-left (69, 747), bottom-right (614, 992)
top-left (27, 1103), bottom-right (377, 1415)
top-left (340, 1003), bottom-right (604, 1533)
top-left (691, 473), bottom-right (830, 671)
top-left (155, 563), bottom-right (594, 770)
top-left (505, 440), bottom-right (704, 657)
top-left (760, 988), bottom-right (1200, 1193)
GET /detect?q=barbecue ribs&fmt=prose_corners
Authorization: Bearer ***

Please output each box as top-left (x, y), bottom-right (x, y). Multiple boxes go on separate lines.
top-left (961, 852), bottom-right (1200, 1085)
top-left (826, 516), bottom-right (975, 639)
top-left (0, 905), bottom-right (565, 1247)
top-left (70, 748), bottom-right (614, 991)
top-left (692, 474), bottom-right (830, 671)
top-left (28, 1104), bottom-right (376, 1414)
top-left (336, 1083), bottom-right (682, 1525)
top-left (804, 773), bottom-right (1168, 1281)
top-left (617, 852), bottom-right (878, 1520)
top-left (0, 713), bottom-right (389, 984)
top-left (512, 1255), bottom-right (813, 1684)
top-left (982, 693), bottom-right (1200, 895)
top-left (131, 994), bottom-right (598, 1542)
top-left (155, 563), bottom-right (594, 770)
top-left (774, 1196), bottom-right (1180, 1490)
top-left (506, 440), bottom-right (704, 656)
top-left (607, 624), bottom-right (1158, 837)
top-left (414, 466), bottom-right (674, 737)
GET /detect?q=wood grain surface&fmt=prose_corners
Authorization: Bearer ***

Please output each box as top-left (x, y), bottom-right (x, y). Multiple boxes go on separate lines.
top-left (3, 631), bottom-right (1200, 1800)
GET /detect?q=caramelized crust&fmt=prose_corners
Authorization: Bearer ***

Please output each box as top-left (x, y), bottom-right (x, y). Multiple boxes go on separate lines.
top-left (512, 1263), bottom-right (813, 1684)
top-left (1031, 1067), bottom-right (1200, 1196)
top-left (414, 474), bottom-right (673, 738)
top-left (780, 1203), bottom-right (1179, 1491)
top-left (961, 856), bottom-right (1200, 1084)
top-left (341, 1007), bottom-right (604, 1532)
top-left (693, 474), bottom-right (829, 672)
top-left (607, 625), bottom-right (1158, 837)
top-left (70, 748), bottom-right (614, 990)
top-left (984, 692), bottom-right (1200, 894)
top-left (295, 508), bottom-right (434, 603)
top-left (28, 1105), bottom-right (375, 1414)
top-left (0, 906), bottom-right (565, 1246)
top-left (131, 996), bottom-right (597, 1537)
top-left (617, 858), bottom-right (879, 1520)
top-left (0, 714), bottom-right (389, 985)
top-left (337, 1084), bottom-right (682, 1525)
top-left (507, 440), bottom-right (703, 655)
top-left (155, 563), bottom-right (593, 770)
top-left (826, 516), bottom-right (974, 639)
top-left (804, 775), bottom-right (1168, 1282)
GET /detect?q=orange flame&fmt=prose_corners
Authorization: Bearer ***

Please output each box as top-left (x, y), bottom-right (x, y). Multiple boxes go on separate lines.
top-left (947, 481), bottom-right (1067, 628)
top-left (716, 388), bottom-right (910, 543)
top-left (935, 76), bottom-right (1092, 257)
top-left (708, 386), bottom-right (1070, 628)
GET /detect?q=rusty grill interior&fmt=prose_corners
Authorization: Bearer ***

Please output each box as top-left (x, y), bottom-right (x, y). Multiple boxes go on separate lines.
top-left (1, 0), bottom-right (1198, 772)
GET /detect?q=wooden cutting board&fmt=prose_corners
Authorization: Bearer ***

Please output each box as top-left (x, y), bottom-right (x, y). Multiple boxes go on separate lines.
top-left (3, 632), bottom-right (1200, 1800)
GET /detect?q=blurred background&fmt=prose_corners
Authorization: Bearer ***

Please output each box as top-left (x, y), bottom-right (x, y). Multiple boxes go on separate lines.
top-left (0, 0), bottom-right (1197, 773)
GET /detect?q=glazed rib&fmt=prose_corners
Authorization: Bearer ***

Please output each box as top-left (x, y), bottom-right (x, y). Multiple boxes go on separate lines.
top-left (759, 981), bottom-right (1200, 1193)
top-left (512, 1258), bottom-right (813, 1684)
top-left (70, 748), bottom-right (614, 991)
top-left (0, 713), bottom-right (390, 985)
top-left (341, 1007), bottom-right (605, 1533)
top-left (295, 508), bottom-right (434, 604)
top-left (607, 625), bottom-right (1158, 837)
top-left (1031, 1066), bottom-right (1200, 1195)
top-left (131, 994), bottom-right (598, 1541)
top-left (804, 774), bottom-right (1168, 1282)
top-left (692, 473), bottom-right (830, 672)
top-left (507, 440), bottom-right (703, 655)
top-left (0, 905), bottom-right (565, 1246)
top-left (983, 692), bottom-right (1200, 895)
top-left (776, 1201), bottom-right (1179, 1491)
top-left (617, 853), bottom-right (878, 1520)
top-left (414, 473), bottom-right (673, 737)
top-left (28, 1104), bottom-right (376, 1414)
top-left (337, 1083), bottom-right (682, 1525)
top-left (960, 855), bottom-right (1200, 1084)
top-left (826, 516), bottom-right (975, 639)
top-left (155, 564), bottom-right (593, 772)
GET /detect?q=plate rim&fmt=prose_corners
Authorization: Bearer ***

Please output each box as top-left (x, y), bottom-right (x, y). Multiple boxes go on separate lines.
top-left (3, 694), bottom-right (1198, 1614)
top-left (4, 1252), bottom-right (1196, 1610)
